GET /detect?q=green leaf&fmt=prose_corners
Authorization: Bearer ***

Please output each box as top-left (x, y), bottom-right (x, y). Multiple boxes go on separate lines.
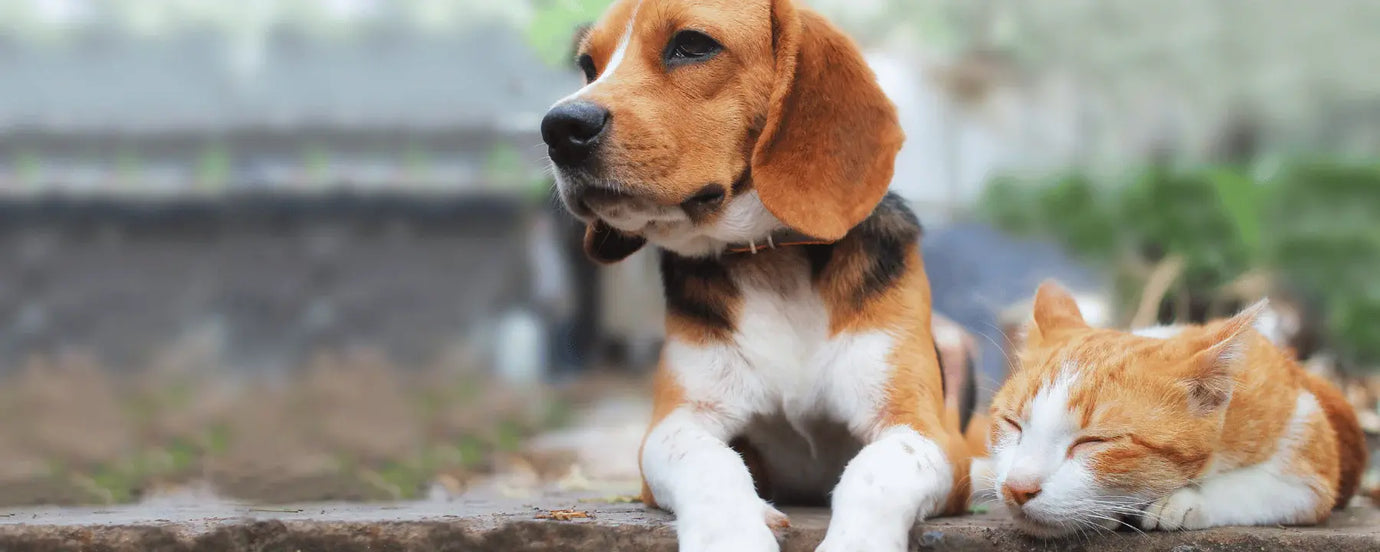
top-left (1208, 167), bottom-right (1264, 262)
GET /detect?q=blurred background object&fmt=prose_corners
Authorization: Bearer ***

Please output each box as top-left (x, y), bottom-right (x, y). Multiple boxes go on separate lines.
top-left (0, 0), bottom-right (1376, 507)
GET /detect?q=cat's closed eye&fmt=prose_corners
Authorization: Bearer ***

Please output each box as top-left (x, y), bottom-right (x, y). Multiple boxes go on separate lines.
top-left (999, 416), bottom-right (1024, 442)
top-left (1066, 435), bottom-right (1122, 457)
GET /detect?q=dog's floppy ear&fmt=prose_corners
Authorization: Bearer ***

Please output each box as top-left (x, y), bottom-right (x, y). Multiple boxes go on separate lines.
top-left (750, 0), bottom-right (904, 242)
top-left (583, 220), bottom-right (646, 264)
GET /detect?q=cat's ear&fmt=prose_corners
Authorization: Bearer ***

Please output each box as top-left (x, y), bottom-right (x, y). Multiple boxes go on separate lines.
top-left (1181, 299), bottom-right (1269, 414)
top-left (1029, 281), bottom-right (1088, 345)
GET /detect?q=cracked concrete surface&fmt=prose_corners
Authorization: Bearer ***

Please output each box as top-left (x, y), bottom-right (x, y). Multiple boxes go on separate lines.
top-left (0, 489), bottom-right (1376, 551)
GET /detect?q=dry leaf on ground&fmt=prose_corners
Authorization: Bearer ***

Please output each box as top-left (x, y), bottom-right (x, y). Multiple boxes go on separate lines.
top-left (535, 509), bottom-right (592, 521)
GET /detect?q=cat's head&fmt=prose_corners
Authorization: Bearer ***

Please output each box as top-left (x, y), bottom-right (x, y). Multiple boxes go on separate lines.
top-left (987, 281), bottom-right (1266, 538)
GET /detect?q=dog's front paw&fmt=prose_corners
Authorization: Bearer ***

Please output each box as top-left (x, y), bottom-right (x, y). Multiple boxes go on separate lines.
top-left (1140, 487), bottom-right (1207, 531)
top-left (815, 517), bottom-right (908, 552)
top-left (763, 504), bottom-right (791, 530)
top-left (815, 534), bottom-right (906, 552)
top-left (678, 501), bottom-right (784, 552)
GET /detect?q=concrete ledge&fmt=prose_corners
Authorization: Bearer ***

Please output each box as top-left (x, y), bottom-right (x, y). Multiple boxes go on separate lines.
top-left (1, 492), bottom-right (1376, 551)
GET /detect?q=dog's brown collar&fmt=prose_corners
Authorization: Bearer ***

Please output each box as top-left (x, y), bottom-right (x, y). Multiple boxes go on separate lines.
top-left (724, 229), bottom-right (833, 255)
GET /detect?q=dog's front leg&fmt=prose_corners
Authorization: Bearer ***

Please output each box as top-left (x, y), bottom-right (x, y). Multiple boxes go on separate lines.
top-left (817, 426), bottom-right (953, 552)
top-left (643, 408), bottom-right (785, 552)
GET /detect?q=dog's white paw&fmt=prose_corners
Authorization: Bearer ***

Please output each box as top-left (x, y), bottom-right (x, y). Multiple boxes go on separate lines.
top-left (677, 500), bottom-right (784, 552)
top-left (764, 504), bottom-right (791, 530)
top-left (815, 534), bottom-right (907, 552)
top-left (1140, 487), bottom-right (1206, 531)
top-left (815, 517), bottom-right (908, 552)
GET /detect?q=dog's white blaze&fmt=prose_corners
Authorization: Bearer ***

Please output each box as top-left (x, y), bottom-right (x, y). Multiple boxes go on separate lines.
top-left (552, 0), bottom-right (642, 107)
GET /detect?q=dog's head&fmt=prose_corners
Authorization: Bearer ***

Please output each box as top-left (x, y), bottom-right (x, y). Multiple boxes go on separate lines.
top-left (542, 0), bottom-right (903, 262)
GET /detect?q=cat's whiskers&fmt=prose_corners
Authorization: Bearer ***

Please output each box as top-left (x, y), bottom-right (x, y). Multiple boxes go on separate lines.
top-left (1068, 516), bottom-right (1109, 544)
top-left (1022, 495), bottom-right (1151, 538)
top-left (976, 320), bottom-right (1019, 374)
top-left (1082, 512), bottom-right (1145, 536)
top-left (981, 320), bottom-right (1022, 356)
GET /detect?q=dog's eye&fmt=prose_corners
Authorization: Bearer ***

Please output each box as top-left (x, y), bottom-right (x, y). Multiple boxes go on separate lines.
top-left (667, 30), bottom-right (721, 64)
top-left (577, 54), bottom-right (597, 83)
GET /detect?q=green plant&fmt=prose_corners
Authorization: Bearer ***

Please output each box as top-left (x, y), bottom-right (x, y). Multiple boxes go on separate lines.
top-left (1120, 166), bottom-right (1258, 290)
top-left (1268, 161), bottom-right (1380, 369)
top-left (981, 173), bottom-right (1120, 260)
top-left (980, 160), bottom-right (1380, 371)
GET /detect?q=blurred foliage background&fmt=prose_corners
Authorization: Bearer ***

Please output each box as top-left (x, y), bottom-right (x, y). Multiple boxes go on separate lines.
top-left (982, 161), bottom-right (1380, 372)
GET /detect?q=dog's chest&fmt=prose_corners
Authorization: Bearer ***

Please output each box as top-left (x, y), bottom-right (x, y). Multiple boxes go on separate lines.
top-left (661, 254), bottom-right (901, 501)
top-left (731, 270), bottom-right (830, 398)
top-left (724, 261), bottom-right (894, 428)
top-left (666, 255), bottom-right (896, 428)
top-left (731, 274), bottom-right (876, 502)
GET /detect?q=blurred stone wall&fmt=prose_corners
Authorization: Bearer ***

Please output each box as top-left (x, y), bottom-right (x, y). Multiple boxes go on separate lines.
top-left (0, 193), bottom-right (531, 375)
top-left (598, 250), bottom-right (665, 369)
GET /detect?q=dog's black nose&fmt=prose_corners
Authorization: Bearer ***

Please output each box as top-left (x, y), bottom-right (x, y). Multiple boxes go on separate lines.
top-left (542, 101), bottom-right (609, 167)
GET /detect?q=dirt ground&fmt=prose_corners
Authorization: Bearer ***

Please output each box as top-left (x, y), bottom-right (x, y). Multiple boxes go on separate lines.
top-left (0, 351), bottom-right (604, 506)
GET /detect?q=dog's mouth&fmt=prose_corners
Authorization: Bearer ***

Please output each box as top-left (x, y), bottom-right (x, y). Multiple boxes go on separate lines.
top-left (555, 160), bottom-right (749, 230)
top-left (556, 176), bottom-right (635, 226)
top-left (559, 183), bottom-right (725, 240)
top-left (569, 191), bottom-right (690, 238)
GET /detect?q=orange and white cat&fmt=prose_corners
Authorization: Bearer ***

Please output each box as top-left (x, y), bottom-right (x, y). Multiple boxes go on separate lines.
top-left (982, 281), bottom-right (1366, 537)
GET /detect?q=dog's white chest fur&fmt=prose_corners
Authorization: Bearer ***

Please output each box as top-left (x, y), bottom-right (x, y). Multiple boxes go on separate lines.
top-left (663, 260), bottom-right (897, 501)
top-left (731, 267), bottom-right (833, 420)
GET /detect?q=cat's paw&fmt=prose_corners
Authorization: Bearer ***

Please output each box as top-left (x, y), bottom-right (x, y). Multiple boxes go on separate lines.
top-left (1140, 487), bottom-right (1208, 531)
top-left (677, 500), bottom-right (784, 552)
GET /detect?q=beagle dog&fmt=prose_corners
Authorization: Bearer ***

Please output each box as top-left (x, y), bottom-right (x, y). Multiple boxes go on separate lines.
top-left (541, 0), bottom-right (975, 550)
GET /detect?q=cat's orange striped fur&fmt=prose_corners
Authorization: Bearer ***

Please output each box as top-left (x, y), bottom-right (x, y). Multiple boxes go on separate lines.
top-left (982, 281), bottom-right (1366, 537)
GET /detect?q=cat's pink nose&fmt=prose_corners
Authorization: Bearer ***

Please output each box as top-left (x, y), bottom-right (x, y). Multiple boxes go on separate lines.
top-left (1003, 481), bottom-right (1042, 506)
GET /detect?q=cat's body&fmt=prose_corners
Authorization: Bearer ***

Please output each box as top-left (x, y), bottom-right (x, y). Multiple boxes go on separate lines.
top-left (983, 282), bottom-right (1366, 537)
